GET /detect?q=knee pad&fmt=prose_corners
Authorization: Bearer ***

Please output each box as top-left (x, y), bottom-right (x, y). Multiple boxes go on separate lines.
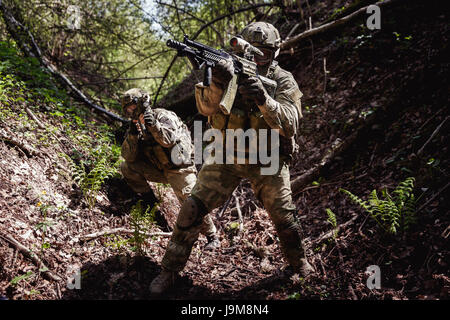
top-left (120, 161), bottom-right (138, 178)
top-left (176, 195), bottom-right (209, 231)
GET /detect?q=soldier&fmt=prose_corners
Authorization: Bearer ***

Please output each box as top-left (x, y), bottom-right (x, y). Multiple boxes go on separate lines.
top-left (120, 88), bottom-right (219, 249)
top-left (150, 22), bottom-right (315, 294)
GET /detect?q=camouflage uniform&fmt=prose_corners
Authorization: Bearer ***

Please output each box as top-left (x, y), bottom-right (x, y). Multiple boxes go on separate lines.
top-left (157, 23), bottom-right (313, 279)
top-left (120, 89), bottom-right (217, 238)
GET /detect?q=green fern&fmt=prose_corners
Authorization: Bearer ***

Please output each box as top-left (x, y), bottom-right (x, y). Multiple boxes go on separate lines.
top-left (62, 151), bottom-right (121, 209)
top-left (77, 158), bottom-right (118, 209)
top-left (340, 177), bottom-right (416, 234)
top-left (326, 208), bottom-right (338, 239)
top-left (128, 200), bottom-right (159, 255)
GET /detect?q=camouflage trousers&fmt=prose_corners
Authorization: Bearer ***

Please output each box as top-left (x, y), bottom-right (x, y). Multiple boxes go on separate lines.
top-left (162, 161), bottom-right (307, 272)
top-left (120, 160), bottom-right (217, 237)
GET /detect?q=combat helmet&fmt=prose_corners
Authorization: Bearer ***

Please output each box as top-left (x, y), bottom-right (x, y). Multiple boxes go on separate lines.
top-left (121, 88), bottom-right (151, 118)
top-left (240, 22), bottom-right (281, 58)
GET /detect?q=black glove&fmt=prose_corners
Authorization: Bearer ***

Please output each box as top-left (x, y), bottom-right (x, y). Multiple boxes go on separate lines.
top-left (143, 108), bottom-right (156, 127)
top-left (238, 76), bottom-right (267, 106)
top-left (128, 120), bottom-right (139, 135)
top-left (212, 59), bottom-right (234, 87)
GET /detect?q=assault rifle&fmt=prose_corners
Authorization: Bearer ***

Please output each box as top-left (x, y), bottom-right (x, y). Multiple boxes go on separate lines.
top-left (166, 35), bottom-right (277, 114)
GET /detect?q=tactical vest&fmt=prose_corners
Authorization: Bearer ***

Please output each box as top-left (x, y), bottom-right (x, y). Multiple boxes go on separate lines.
top-left (208, 63), bottom-right (295, 161)
top-left (139, 125), bottom-right (193, 171)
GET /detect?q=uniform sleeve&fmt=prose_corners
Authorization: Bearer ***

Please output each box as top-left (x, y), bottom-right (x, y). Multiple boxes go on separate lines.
top-left (258, 72), bottom-right (303, 138)
top-left (121, 131), bottom-right (140, 163)
top-left (146, 111), bottom-right (180, 148)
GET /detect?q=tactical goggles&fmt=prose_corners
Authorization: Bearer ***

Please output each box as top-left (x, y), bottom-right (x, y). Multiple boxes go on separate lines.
top-left (254, 47), bottom-right (275, 65)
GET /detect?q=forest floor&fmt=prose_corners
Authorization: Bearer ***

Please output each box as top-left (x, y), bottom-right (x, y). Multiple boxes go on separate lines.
top-left (0, 0), bottom-right (448, 300)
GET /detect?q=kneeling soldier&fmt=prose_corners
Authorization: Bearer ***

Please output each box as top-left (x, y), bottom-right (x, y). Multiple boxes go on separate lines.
top-left (120, 88), bottom-right (219, 249)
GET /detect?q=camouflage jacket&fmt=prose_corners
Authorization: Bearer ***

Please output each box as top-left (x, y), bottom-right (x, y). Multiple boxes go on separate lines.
top-left (121, 108), bottom-right (193, 170)
top-left (194, 62), bottom-right (303, 156)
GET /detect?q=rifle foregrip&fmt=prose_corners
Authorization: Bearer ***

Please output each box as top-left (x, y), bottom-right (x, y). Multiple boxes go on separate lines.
top-left (204, 66), bottom-right (212, 86)
top-left (219, 74), bottom-right (238, 115)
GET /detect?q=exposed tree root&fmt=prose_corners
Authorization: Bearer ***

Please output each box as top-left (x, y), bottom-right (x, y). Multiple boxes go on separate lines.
top-left (0, 234), bottom-right (62, 282)
top-left (79, 228), bottom-right (172, 242)
top-left (0, 128), bottom-right (39, 158)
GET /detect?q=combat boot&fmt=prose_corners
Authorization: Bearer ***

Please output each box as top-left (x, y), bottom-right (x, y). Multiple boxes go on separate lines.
top-left (204, 234), bottom-right (220, 250)
top-left (149, 269), bottom-right (177, 295)
top-left (297, 258), bottom-right (315, 277)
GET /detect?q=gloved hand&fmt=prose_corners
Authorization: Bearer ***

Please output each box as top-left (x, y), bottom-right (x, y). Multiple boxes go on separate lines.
top-left (143, 107), bottom-right (157, 127)
top-left (238, 76), bottom-right (268, 106)
top-left (212, 59), bottom-right (234, 87)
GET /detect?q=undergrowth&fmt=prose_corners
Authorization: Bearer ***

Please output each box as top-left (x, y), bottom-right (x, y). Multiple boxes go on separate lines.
top-left (129, 200), bottom-right (159, 255)
top-left (340, 177), bottom-right (417, 234)
top-left (0, 40), bottom-right (123, 210)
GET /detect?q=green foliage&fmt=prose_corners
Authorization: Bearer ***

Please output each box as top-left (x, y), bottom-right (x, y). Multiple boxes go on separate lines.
top-left (340, 177), bottom-right (417, 234)
top-left (105, 234), bottom-right (129, 253)
top-left (34, 191), bottom-right (54, 259)
top-left (10, 271), bottom-right (34, 287)
top-left (7, 0), bottom-right (267, 105)
top-left (0, 41), bottom-right (123, 212)
top-left (60, 125), bottom-right (123, 209)
top-left (329, 6), bottom-right (346, 20)
top-left (287, 292), bottom-right (301, 300)
top-left (70, 155), bottom-right (119, 209)
top-left (128, 200), bottom-right (159, 255)
top-left (105, 201), bottom-right (159, 255)
top-left (325, 208), bottom-right (338, 239)
top-left (0, 41), bottom-right (68, 106)
top-left (393, 32), bottom-right (413, 42)
top-left (155, 182), bottom-right (171, 199)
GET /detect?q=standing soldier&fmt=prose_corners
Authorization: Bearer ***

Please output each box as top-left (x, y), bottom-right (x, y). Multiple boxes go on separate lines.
top-left (120, 88), bottom-right (219, 249)
top-left (150, 22), bottom-right (314, 294)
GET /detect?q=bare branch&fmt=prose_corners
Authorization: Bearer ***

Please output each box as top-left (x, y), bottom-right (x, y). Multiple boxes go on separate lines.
top-left (0, 234), bottom-right (62, 282)
top-left (79, 228), bottom-right (172, 242)
top-left (281, 0), bottom-right (402, 50)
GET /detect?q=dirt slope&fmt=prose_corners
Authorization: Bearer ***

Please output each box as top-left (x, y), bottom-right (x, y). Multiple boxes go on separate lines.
top-left (0, 0), bottom-right (448, 300)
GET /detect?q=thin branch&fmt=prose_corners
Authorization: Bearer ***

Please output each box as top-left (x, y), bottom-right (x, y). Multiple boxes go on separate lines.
top-left (417, 182), bottom-right (450, 213)
top-left (0, 234), bottom-right (62, 282)
top-left (304, 215), bottom-right (358, 245)
top-left (217, 186), bottom-right (239, 218)
top-left (80, 76), bottom-right (164, 86)
top-left (0, 127), bottom-right (39, 158)
top-left (172, 0), bottom-right (186, 35)
top-left (114, 49), bottom-right (171, 80)
top-left (291, 138), bottom-right (345, 194)
top-left (234, 194), bottom-right (244, 235)
top-left (79, 228), bottom-right (172, 242)
top-left (281, 0), bottom-right (402, 50)
top-left (417, 116), bottom-right (449, 156)
top-left (157, 1), bottom-right (206, 23)
top-left (153, 54), bottom-right (178, 105)
top-left (25, 107), bottom-right (45, 129)
top-left (128, 0), bottom-right (176, 37)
